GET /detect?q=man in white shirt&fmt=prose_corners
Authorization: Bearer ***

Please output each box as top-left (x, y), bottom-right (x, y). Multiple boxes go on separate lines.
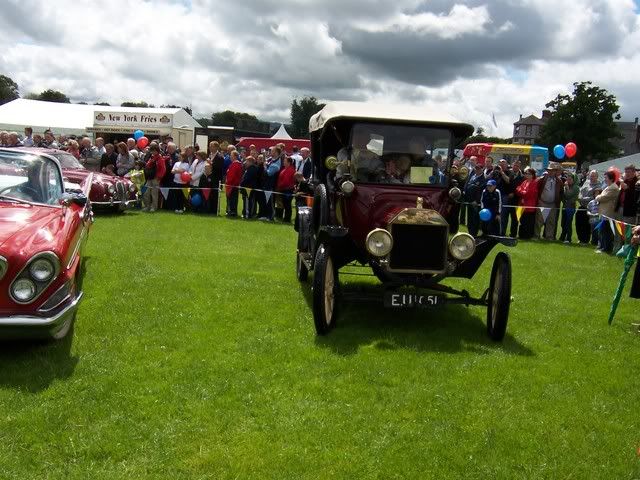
top-left (22, 127), bottom-right (34, 147)
top-left (291, 145), bottom-right (303, 171)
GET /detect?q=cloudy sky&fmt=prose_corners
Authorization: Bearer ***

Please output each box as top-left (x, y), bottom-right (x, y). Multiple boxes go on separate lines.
top-left (1, 0), bottom-right (639, 137)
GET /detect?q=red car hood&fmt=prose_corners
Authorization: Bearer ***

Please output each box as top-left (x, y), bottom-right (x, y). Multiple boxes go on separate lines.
top-left (0, 203), bottom-right (63, 251)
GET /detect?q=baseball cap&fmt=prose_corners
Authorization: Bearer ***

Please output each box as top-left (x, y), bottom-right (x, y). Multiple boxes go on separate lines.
top-left (487, 179), bottom-right (497, 186)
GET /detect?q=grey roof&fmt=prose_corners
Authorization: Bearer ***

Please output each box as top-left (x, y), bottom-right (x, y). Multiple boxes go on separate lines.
top-left (514, 114), bottom-right (545, 126)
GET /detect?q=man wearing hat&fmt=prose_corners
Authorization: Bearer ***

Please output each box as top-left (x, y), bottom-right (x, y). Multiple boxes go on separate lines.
top-left (535, 161), bottom-right (563, 240)
top-left (463, 159), bottom-right (486, 237)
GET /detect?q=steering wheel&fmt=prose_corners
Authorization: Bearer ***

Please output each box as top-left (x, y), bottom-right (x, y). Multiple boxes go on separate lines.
top-left (0, 185), bottom-right (39, 199)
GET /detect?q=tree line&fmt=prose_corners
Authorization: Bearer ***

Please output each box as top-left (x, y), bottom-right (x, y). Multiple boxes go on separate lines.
top-left (0, 73), bottom-right (625, 165)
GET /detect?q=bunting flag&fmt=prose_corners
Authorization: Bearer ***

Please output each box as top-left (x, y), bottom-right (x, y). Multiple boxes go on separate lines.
top-left (141, 185), bottom-right (147, 195)
top-left (609, 245), bottom-right (639, 324)
top-left (159, 188), bottom-right (169, 200)
top-left (609, 218), bottom-right (616, 234)
top-left (539, 207), bottom-right (550, 222)
top-left (245, 188), bottom-right (252, 196)
top-left (182, 188), bottom-right (190, 199)
top-left (615, 221), bottom-right (625, 238)
top-left (594, 219), bottom-right (605, 231)
top-left (265, 191), bottom-right (272, 203)
top-left (515, 206), bottom-right (524, 222)
top-left (202, 188), bottom-right (211, 201)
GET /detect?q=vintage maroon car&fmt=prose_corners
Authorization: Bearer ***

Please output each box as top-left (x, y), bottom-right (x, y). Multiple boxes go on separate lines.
top-left (296, 102), bottom-right (515, 340)
top-left (0, 148), bottom-right (92, 340)
top-left (14, 147), bottom-right (138, 212)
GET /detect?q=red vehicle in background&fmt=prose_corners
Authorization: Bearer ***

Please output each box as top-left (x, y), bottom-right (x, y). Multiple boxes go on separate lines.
top-left (0, 148), bottom-right (92, 340)
top-left (15, 148), bottom-right (138, 213)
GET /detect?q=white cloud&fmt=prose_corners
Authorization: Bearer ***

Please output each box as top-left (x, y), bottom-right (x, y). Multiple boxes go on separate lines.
top-left (0, 0), bottom-right (638, 137)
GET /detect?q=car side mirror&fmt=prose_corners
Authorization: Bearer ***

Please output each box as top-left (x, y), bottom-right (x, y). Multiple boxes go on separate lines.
top-left (61, 193), bottom-right (88, 207)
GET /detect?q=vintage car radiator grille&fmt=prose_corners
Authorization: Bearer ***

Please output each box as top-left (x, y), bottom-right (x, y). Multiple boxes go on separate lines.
top-left (116, 182), bottom-right (125, 199)
top-left (389, 223), bottom-right (448, 272)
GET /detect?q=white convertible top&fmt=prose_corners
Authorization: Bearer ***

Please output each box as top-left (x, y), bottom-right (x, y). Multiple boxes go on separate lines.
top-left (309, 101), bottom-right (472, 133)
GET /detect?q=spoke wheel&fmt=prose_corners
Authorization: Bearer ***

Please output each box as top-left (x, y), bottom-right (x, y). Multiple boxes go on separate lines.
top-left (486, 252), bottom-right (512, 341)
top-left (312, 244), bottom-right (339, 335)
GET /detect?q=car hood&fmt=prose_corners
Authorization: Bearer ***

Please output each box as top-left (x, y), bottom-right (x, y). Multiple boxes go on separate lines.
top-left (0, 203), bottom-right (63, 251)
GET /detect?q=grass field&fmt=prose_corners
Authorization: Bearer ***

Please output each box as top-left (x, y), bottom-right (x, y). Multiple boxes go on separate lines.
top-left (0, 209), bottom-right (639, 479)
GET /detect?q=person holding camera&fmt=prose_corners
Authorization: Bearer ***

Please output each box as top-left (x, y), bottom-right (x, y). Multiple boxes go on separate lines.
top-left (535, 162), bottom-right (563, 240)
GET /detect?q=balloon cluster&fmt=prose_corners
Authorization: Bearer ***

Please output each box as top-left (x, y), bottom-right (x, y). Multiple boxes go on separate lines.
top-left (553, 142), bottom-right (577, 160)
top-left (133, 129), bottom-right (149, 150)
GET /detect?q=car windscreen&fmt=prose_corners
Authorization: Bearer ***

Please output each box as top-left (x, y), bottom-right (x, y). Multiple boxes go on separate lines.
top-left (336, 123), bottom-right (452, 185)
top-left (0, 151), bottom-right (64, 205)
top-left (51, 151), bottom-right (85, 170)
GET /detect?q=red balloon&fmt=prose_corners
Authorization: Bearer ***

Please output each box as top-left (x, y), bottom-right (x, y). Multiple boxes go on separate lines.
top-left (180, 171), bottom-right (192, 183)
top-left (565, 142), bottom-right (577, 158)
top-left (137, 136), bottom-right (149, 149)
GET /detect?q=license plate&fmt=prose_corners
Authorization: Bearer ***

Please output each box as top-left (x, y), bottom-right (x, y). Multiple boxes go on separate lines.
top-left (383, 292), bottom-right (443, 308)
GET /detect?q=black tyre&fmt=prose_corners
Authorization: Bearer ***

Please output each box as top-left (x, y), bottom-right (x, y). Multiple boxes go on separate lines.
top-left (487, 252), bottom-right (512, 341)
top-left (312, 244), bottom-right (339, 335)
top-left (312, 184), bottom-right (329, 235)
top-left (296, 252), bottom-right (309, 282)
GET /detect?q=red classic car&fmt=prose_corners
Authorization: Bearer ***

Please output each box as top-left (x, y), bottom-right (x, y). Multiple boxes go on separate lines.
top-left (15, 148), bottom-right (138, 212)
top-left (0, 148), bottom-right (92, 340)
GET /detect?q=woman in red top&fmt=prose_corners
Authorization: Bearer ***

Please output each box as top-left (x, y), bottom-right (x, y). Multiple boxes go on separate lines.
top-left (225, 151), bottom-right (243, 217)
top-left (142, 143), bottom-right (167, 212)
top-left (515, 167), bottom-right (539, 239)
top-left (276, 156), bottom-right (296, 223)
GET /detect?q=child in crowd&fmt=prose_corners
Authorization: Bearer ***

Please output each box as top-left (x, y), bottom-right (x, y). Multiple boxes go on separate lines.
top-left (587, 188), bottom-right (602, 251)
top-left (198, 162), bottom-right (217, 215)
top-left (170, 153), bottom-right (191, 214)
top-left (480, 179), bottom-right (502, 236)
top-left (225, 151), bottom-right (243, 217)
top-left (240, 156), bottom-right (258, 219)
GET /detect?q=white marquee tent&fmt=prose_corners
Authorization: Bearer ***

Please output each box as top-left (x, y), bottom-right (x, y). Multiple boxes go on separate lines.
top-left (0, 99), bottom-right (200, 137)
top-left (592, 152), bottom-right (640, 174)
top-left (270, 124), bottom-right (292, 140)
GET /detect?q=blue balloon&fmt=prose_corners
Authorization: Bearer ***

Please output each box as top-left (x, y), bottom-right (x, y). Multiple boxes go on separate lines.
top-left (133, 129), bottom-right (144, 141)
top-left (553, 144), bottom-right (566, 160)
top-left (191, 193), bottom-right (203, 207)
top-left (479, 208), bottom-right (492, 222)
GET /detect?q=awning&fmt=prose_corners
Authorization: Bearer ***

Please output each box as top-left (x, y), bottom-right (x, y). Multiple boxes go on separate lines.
top-left (86, 126), bottom-right (171, 135)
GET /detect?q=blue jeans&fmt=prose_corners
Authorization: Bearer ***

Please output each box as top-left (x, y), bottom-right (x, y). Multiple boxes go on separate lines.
top-left (559, 208), bottom-right (576, 242)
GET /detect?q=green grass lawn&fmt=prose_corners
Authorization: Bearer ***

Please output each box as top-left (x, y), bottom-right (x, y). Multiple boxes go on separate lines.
top-left (0, 209), bottom-right (639, 479)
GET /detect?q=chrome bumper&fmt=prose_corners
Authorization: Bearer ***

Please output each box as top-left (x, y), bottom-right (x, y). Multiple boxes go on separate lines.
top-left (0, 292), bottom-right (83, 338)
top-left (91, 199), bottom-right (139, 208)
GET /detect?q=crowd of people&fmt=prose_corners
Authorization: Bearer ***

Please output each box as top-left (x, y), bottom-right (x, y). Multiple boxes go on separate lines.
top-left (3, 126), bottom-right (639, 253)
top-left (0, 127), bottom-right (314, 222)
top-left (458, 155), bottom-right (640, 254)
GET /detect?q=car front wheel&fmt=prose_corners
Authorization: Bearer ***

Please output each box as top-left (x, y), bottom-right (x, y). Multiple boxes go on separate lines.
top-left (486, 252), bottom-right (511, 341)
top-left (312, 244), bottom-right (339, 335)
top-left (296, 252), bottom-right (309, 282)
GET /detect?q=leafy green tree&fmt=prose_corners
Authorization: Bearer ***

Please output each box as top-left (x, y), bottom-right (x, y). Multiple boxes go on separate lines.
top-left (121, 101), bottom-right (154, 108)
top-left (95, 101), bottom-right (111, 106)
top-left (36, 89), bottom-right (71, 103)
top-left (0, 74), bottom-right (19, 105)
top-left (463, 126), bottom-right (511, 146)
top-left (538, 81), bottom-right (622, 165)
top-left (290, 96), bottom-right (325, 138)
top-left (211, 110), bottom-right (258, 127)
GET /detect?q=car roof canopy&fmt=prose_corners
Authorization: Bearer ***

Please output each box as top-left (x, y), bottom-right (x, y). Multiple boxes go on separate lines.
top-left (309, 101), bottom-right (474, 135)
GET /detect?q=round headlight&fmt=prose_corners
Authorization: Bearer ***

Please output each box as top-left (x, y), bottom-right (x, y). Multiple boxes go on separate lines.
top-left (108, 184), bottom-right (116, 194)
top-left (29, 258), bottom-right (55, 282)
top-left (341, 180), bottom-right (355, 195)
top-left (325, 156), bottom-right (338, 170)
top-left (12, 278), bottom-right (37, 303)
top-left (129, 183), bottom-right (137, 193)
top-left (449, 233), bottom-right (476, 261)
top-left (366, 229), bottom-right (393, 257)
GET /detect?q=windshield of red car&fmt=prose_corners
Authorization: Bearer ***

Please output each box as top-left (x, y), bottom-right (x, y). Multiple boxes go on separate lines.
top-left (0, 151), bottom-right (64, 205)
top-left (336, 123), bottom-right (453, 186)
top-left (51, 152), bottom-right (85, 170)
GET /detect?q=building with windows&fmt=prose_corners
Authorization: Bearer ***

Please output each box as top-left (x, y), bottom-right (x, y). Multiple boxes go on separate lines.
top-left (612, 117), bottom-right (640, 157)
top-left (512, 110), bottom-right (550, 145)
